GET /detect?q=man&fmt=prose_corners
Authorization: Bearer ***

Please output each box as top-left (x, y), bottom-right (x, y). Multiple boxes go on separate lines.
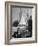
top-left (13, 28), bottom-right (22, 38)
top-left (27, 16), bottom-right (32, 37)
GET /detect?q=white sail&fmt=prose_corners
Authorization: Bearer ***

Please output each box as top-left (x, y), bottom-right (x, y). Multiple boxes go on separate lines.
top-left (19, 15), bottom-right (26, 25)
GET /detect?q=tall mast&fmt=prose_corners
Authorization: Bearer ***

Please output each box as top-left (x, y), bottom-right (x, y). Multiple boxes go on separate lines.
top-left (19, 8), bottom-right (22, 22)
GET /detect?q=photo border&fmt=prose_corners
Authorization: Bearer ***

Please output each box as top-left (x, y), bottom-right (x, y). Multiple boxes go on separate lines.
top-left (5, 1), bottom-right (37, 45)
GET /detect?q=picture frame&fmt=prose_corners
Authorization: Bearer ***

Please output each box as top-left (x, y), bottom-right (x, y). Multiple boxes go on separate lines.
top-left (5, 1), bottom-right (37, 45)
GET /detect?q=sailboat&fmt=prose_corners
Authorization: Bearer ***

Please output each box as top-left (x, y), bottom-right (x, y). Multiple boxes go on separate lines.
top-left (18, 8), bottom-right (28, 29)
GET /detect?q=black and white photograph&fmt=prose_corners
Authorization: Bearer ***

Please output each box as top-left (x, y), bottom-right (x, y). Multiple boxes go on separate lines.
top-left (5, 2), bottom-right (37, 44)
top-left (11, 7), bottom-right (32, 38)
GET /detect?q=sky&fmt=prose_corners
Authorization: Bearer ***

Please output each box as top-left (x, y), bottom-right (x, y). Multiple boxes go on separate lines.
top-left (12, 7), bottom-right (32, 25)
